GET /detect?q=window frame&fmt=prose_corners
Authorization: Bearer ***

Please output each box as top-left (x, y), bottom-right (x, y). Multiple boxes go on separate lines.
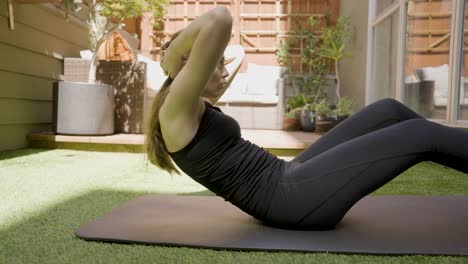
top-left (366, 0), bottom-right (468, 127)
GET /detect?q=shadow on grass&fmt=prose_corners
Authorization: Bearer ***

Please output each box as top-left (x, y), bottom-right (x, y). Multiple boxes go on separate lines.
top-left (0, 148), bottom-right (53, 161)
top-left (0, 189), bottom-right (216, 263)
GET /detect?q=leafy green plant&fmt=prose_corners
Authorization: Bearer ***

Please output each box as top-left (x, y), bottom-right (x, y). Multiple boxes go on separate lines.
top-left (276, 13), bottom-right (346, 106)
top-left (302, 16), bottom-right (329, 104)
top-left (317, 16), bottom-right (352, 101)
top-left (302, 102), bottom-right (318, 112)
top-left (277, 40), bottom-right (301, 95)
top-left (287, 94), bottom-right (311, 112)
top-left (284, 111), bottom-right (298, 119)
top-left (64, 0), bottom-right (82, 20)
top-left (277, 16), bottom-right (326, 97)
top-left (70, 0), bottom-right (168, 82)
top-left (332, 96), bottom-right (354, 116)
top-left (315, 98), bottom-right (332, 117)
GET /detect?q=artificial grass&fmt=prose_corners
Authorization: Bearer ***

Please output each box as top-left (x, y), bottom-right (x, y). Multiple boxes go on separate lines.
top-left (0, 148), bottom-right (467, 264)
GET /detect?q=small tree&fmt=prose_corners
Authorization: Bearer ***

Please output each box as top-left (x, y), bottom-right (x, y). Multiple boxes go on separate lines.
top-left (71, 0), bottom-right (168, 82)
top-left (317, 16), bottom-right (352, 101)
top-left (303, 16), bottom-right (329, 105)
top-left (276, 15), bottom-right (330, 104)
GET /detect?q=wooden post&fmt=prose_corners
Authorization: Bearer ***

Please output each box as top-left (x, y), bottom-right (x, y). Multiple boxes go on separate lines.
top-left (240, 0), bottom-right (244, 47)
top-left (287, 0), bottom-right (291, 33)
top-left (428, 0), bottom-right (432, 50)
top-left (328, 0), bottom-right (340, 25)
top-left (233, 0), bottom-right (240, 44)
top-left (139, 12), bottom-right (154, 58)
top-left (184, 0), bottom-right (188, 27)
top-left (257, 0), bottom-right (261, 51)
top-left (8, 0), bottom-right (15, 30)
top-left (275, 0), bottom-right (280, 49)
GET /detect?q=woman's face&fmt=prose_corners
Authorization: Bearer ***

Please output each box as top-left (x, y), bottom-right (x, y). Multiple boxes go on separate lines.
top-left (202, 57), bottom-right (229, 100)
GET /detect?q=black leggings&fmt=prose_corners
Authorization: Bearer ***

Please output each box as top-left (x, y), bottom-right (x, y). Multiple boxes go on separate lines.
top-left (264, 98), bottom-right (468, 230)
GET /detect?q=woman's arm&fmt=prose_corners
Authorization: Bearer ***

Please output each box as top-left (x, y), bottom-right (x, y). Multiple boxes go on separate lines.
top-left (160, 7), bottom-right (232, 122)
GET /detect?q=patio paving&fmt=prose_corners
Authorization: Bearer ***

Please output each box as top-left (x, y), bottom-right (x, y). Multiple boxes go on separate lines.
top-left (28, 129), bottom-right (322, 159)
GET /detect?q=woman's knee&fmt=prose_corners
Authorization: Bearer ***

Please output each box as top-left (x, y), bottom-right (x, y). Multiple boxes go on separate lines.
top-left (374, 98), bottom-right (419, 120)
top-left (374, 98), bottom-right (404, 111)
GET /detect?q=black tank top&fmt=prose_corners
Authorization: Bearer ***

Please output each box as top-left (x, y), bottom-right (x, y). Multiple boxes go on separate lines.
top-left (169, 101), bottom-right (288, 220)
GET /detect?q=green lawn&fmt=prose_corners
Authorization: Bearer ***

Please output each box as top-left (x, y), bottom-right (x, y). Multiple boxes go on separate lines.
top-left (0, 148), bottom-right (467, 264)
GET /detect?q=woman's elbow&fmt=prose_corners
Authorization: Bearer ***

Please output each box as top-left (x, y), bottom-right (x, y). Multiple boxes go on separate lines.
top-left (211, 6), bottom-right (233, 28)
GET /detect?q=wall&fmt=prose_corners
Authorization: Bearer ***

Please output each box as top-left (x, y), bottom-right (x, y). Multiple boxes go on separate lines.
top-left (0, 1), bottom-right (88, 151)
top-left (338, 0), bottom-right (369, 111)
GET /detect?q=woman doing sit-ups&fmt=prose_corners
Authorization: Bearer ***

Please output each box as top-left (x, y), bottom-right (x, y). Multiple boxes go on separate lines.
top-left (145, 6), bottom-right (468, 230)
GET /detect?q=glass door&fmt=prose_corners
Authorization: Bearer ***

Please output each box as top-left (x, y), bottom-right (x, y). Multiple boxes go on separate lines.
top-left (368, 1), bottom-right (400, 102)
top-left (456, 0), bottom-right (468, 123)
top-left (403, 0), bottom-right (453, 120)
top-left (367, 0), bottom-right (468, 127)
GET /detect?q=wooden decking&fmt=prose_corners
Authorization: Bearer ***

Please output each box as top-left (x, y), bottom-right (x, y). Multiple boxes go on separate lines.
top-left (28, 129), bottom-right (322, 157)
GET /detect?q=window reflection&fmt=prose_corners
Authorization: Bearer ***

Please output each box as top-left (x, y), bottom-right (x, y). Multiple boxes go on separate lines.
top-left (376, 0), bottom-right (397, 15)
top-left (458, 0), bottom-right (468, 121)
top-left (403, 0), bottom-right (453, 119)
top-left (372, 11), bottom-right (399, 101)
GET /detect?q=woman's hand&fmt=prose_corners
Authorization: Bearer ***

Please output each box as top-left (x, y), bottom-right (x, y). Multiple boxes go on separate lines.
top-left (160, 43), bottom-right (188, 79)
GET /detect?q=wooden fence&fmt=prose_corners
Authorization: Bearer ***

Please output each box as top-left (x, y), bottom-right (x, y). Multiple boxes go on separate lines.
top-left (405, 0), bottom-right (468, 75)
top-left (139, 0), bottom-right (340, 72)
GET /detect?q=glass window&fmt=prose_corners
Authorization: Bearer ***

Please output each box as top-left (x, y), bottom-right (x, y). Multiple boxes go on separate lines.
top-left (370, 10), bottom-right (400, 102)
top-left (457, 0), bottom-right (468, 121)
top-left (376, 0), bottom-right (397, 15)
top-left (403, 0), bottom-right (453, 119)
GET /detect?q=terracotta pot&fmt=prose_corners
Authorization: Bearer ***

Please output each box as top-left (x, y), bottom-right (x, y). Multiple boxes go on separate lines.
top-left (283, 116), bottom-right (299, 131)
top-left (315, 119), bottom-right (338, 134)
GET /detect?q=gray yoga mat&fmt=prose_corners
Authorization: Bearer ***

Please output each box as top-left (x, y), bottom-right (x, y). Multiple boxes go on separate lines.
top-left (76, 195), bottom-right (468, 256)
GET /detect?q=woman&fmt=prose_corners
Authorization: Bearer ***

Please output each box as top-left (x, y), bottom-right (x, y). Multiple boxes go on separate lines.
top-left (146, 6), bottom-right (468, 230)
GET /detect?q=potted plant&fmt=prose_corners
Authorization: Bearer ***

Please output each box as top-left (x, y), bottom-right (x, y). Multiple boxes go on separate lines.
top-left (329, 96), bottom-right (354, 123)
top-left (314, 98), bottom-right (337, 134)
top-left (283, 94), bottom-right (310, 131)
top-left (277, 17), bottom-right (322, 97)
top-left (277, 12), bottom-right (340, 115)
top-left (55, 0), bottom-right (167, 135)
top-left (317, 15), bottom-right (352, 102)
top-left (299, 103), bottom-right (318, 132)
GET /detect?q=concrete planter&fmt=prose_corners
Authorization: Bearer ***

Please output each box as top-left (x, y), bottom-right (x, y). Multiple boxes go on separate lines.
top-left (64, 58), bottom-right (148, 134)
top-left (53, 81), bottom-right (114, 135)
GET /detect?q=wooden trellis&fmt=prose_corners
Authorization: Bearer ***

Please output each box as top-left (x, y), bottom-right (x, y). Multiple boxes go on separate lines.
top-left (145, 0), bottom-right (339, 69)
top-left (406, 0), bottom-right (468, 53)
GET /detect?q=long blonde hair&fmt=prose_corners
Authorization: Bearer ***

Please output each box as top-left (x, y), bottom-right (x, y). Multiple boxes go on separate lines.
top-left (145, 30), bottom-right (184, 175)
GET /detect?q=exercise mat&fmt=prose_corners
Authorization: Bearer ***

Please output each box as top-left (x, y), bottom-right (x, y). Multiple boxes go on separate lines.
top-left (76, 195), bottom-right (468, 256)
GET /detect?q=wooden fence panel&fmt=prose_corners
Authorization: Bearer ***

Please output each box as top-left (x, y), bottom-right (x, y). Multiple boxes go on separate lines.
top-left (405, 0), bottom-right (468, 75)
top-left (143, 0), bottom-right (340, 72)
